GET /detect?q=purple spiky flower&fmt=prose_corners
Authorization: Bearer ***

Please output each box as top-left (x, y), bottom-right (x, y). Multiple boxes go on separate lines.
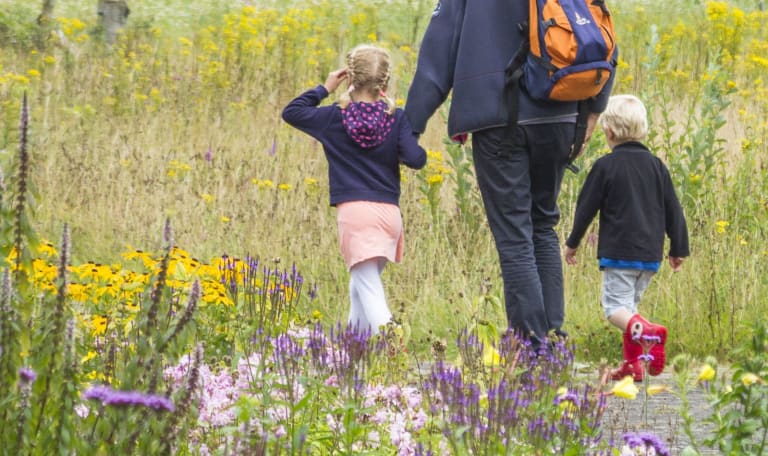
top-left (84, 385), bottom-right (175, 412)
top-left (18, 367), bottom-right (36, 384)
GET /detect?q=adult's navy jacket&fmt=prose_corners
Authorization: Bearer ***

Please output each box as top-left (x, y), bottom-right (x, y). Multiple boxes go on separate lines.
top-left (405, 0), bottom-right (617, 137)
top-left (565, 141), bottom-right (690, 262)
top-left (282, 85), bottom-right (427, 207)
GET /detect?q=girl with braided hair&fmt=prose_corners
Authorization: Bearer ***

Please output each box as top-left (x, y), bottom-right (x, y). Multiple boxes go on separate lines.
top-left (282, 44), bottom-right (427, 335)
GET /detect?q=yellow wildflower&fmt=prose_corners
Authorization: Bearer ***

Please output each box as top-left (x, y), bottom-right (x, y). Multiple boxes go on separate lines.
top-left (37, 241), bottom-right (58, 257)
top-left (81, 351), bottom-right (98, 364)
top-left (91, 315), bottom-right (108, 335)
top-left (697, 364), bottom-right (716, 383)
top-left (741, 372), bottom-right (763, 386)
top-left (12, 74), bottom-right (30, 85)
top-left (426, 174), bottom-right (444, 185)
top-left (67, 283), bottom-right (91, 302)
top-left (738, 236), bottom-right (747, 246)
top-left (646, 384), bottom-right (673, 396)
top-left (611, 376), bottom-right (639, 399)
top-left (86, 370), bottom-right (108, 382)
top-left (202, 289), bottom-right (233, 306)
top-left (482, 344), bottom-right (501, 367)
top-left (122, 248), bottom-right (157, 269)
top-left (95, 282), bottom-right (120, 299)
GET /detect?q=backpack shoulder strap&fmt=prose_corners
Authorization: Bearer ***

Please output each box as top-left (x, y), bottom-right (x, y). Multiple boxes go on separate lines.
top-left (504, 22), bottom-right (529, 128)
top-left (567, 101), bottom-right (591, 173)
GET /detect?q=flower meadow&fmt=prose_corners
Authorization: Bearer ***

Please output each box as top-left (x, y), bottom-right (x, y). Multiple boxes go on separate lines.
top-left (1, 0), bottom-right (768, 454)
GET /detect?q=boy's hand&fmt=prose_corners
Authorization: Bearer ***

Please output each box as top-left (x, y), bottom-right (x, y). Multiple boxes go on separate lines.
top-left (668, 256), bottom-right (685, 272)
top-left (564, 246), bottom-right (578, 265)
top-left (323, 68), bottom-right (348, 93)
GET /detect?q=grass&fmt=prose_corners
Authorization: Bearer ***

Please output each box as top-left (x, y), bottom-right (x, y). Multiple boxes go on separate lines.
top-left (0, 0), bottom-right (767, 366)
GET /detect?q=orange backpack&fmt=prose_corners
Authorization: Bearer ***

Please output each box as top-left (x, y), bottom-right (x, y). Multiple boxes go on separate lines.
top-left (505, 0), bottom-right (617, 172)
top-left (522, 0), bottom-right (617, 101)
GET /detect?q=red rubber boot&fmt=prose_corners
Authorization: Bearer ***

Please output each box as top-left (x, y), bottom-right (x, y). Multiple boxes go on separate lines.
top-left (611, 324), bottom-right (644, 382)
top-left (630, 314), bottom-right (667, 376)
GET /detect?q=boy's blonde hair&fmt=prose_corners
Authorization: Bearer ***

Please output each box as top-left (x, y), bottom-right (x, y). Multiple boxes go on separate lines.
top-left (599, 94), bottom-right (648, 143)
top-left (339, 44), bottom-right (395, 114)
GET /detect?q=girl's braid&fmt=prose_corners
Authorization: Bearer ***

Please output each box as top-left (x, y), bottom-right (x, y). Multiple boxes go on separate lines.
top-left (340, 45), bottom-right (395, 114)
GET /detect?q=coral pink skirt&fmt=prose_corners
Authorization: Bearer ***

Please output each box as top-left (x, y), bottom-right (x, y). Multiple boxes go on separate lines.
top-left (336, 201), bottom-right (404, 270)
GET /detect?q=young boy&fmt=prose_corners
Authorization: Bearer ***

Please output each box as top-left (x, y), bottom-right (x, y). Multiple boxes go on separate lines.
top-left (563, 95), bottom-right (689, 382)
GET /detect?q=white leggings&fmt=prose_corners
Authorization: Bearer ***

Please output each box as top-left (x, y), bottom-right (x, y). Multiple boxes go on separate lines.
top-left (348, 257), bottom-right (392, 335)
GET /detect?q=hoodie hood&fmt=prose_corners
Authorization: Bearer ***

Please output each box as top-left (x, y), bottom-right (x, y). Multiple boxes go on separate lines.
top-left (341, 100), bottom-right (395, 148)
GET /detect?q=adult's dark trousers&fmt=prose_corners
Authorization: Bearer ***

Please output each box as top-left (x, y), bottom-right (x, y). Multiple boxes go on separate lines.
top-left (471, 122), bottom-right (575, 345)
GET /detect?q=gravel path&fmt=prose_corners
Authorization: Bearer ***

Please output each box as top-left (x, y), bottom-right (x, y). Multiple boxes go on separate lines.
top-left (596, 370), bottom-right (721, 455)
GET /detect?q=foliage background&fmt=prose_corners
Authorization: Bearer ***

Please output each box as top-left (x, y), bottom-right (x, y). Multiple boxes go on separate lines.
top-left (0, 0), bottom-right (766, 365)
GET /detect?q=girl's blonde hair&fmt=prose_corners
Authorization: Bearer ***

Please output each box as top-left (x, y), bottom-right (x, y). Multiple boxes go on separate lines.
top-left (338, 44), bottom-right (396, 115)
top-left (599, 94), bottom-right (649, 143)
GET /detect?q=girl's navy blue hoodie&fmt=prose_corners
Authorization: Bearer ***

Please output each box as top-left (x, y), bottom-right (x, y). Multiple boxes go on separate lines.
top-left (282, 85), bottom-right (427, 207)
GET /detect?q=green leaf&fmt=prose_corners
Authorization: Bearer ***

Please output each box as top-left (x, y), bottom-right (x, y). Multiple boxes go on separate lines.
top-left (680, 446), bottom-right (701, 456)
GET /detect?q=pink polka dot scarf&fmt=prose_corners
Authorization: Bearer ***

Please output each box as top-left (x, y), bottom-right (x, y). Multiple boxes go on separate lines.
top-left (341, 100), bottom-right (395, 149)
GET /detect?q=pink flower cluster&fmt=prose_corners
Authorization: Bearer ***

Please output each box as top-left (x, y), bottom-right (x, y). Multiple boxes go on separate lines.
top-left (163, 325), bottom-right (430, 454)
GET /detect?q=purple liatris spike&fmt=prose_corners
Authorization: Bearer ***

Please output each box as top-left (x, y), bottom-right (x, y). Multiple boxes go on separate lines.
top-left (205, 146), bottom-right (213, 162)
top-left (163, 218), bottom-right (173, 246)
top-left (18, 367), bottom-right (37, 384)
top-left (269, 137), bottom-right (277, 156)
top-left (84, 385), bottom-right (175, 412)
top-left (19, 92), bottom-right (29, 148)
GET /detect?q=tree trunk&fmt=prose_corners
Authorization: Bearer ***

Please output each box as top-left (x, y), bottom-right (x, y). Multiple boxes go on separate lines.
top-left (36, 0), bottom-right (56, 48)
top-left (97, 0), bottom-right (130, 45)
top-left (38, 0), bottom-right (55, 24)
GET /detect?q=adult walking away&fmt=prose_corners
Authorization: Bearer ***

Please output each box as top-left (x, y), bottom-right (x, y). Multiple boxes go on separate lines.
top-left (564, 95), bottom-right (689, 381)
top-left (283, 45), bottom-right (427, 335)
top-left (404, 0), bottom-right (617, 346)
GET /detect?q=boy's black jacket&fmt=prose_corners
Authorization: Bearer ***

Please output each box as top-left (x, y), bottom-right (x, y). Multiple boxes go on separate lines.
top-left (566, 141), bottom-right (690, 262)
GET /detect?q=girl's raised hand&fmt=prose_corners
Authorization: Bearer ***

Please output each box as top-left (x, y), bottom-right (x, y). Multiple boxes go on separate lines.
top-left (323, 68), bottom-right (348, 93)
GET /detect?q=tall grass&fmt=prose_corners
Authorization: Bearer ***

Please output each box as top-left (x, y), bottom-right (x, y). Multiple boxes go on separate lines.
top-left (0, 0), bottom-right (766, 363)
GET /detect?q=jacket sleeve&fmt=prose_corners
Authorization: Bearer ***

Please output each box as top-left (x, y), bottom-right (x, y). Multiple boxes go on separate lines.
top-left (397, 113), bottom-right (427, 170)
top-left (404, 0), bottom-right (466, 134)
top-left (662, 165), bottom-right (690, 257)
top-left (587, 45), bottom-right (619, 114)
top-left (281, 85), bottom-right (331, 138)
top-left (566, 163), bottom-right (605, 249)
